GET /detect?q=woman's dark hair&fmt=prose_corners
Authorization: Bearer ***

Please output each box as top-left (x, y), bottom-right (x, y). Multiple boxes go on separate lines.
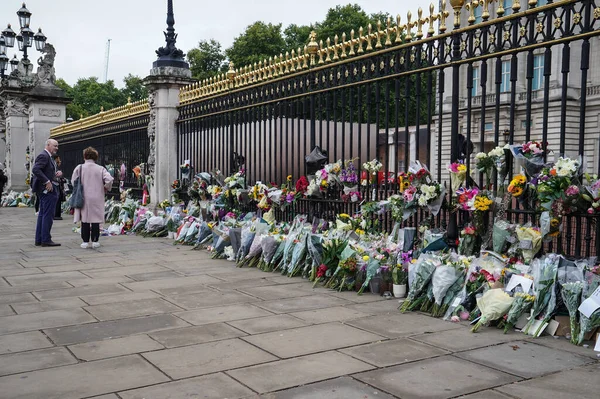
top-left (83, 147), bottom-right (99, 161)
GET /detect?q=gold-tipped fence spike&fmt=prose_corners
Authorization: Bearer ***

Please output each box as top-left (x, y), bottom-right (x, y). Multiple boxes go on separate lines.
top-left (341, 32), bottom-right (348, 58)
top-left (318, 40), bottom-right (325, 63)
top-left (375, 20), bottom-right (383, 48)
top-left (440, 0), bottom-right (450, 33)
top-left (385, 17), bottom-right (392, 46)
top-left (428, 3), bottom-right (438, 36)
top-left (482, 0), bottom-right (490, 21)
top-left (466, 1), bottom-right (479, 25)
top-left (528, 0), bottom-right (537, 7)
top-left (366, 24), bottom-right (373, 51)
top-left (416, 8), bottom-right (424, 39)
top-left (296, 47), bottom-right (303, 70)
top-left (325, 38), bottom-right (332, 62)
top-left (513, 0), bottom-right (521, 12)
top-left (497, 0), bottom-right (505, 16)
top-left (333, 35), bottom-right (340, 60)
top-left (357, 27), bottom-right (365, 53)
top-left (406, 11), bottom-right (413, 41)
top-left (290, 50), bottom-right (296, 71)
top-left (395, 15), bottom-right (403, 43)
top-left (302, 46), bottom-right (309, 69)
top-left (349, 30), bottom-right (356, 56)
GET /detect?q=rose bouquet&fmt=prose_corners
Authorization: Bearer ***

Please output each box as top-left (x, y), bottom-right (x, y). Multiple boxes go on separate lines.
top-left (511, 141), bottom-right (549, 178)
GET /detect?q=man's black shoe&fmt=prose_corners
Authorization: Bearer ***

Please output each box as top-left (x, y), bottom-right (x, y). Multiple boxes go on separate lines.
top-left (53, 216), bottom-right (63, 220)
top-left (35, 242), bottom-right (41, 246)
top-left (41, 242), bottom-right (61, 247)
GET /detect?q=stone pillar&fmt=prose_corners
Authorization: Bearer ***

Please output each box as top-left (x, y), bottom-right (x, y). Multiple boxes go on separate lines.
top-left (3, 93), bottom-right (30, 191)
top-left (144, 67), bottom-right (194, 205)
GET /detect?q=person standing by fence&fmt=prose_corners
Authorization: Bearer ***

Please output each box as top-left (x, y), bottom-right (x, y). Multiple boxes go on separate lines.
top-left (53, 155), bottom-right (66, 220)
top-left (72, 147), bottom-right (114, 249)
top-left (31, 139), bottom-right (62, 247)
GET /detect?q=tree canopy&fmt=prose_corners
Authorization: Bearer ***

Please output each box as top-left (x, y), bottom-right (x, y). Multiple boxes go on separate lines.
top-left (187, 39), bottom-right (227, 82)
top-left (224, 22), bottom-right (287, 69)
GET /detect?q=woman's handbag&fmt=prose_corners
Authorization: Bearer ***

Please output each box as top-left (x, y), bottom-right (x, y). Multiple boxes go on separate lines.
top-left (69, 165), bottom-right (84, 209)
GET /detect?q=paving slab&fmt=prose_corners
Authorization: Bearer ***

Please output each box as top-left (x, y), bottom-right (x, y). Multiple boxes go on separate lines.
top-left (85, 395), bottom-right (120, 399)
top-left (0, 292), bottom-right (38, 305)
top-left (355, 355), bottom-right (520, 399)
top-left (84, 298), bottom-right (183, 321)
top-left (127, 271), bottom-right (183, 281)
top-left (176, 304), bottom-right (274, 325)
top-left (118, 372), bottom-right (254, 399)
top-left (151, 285), bottom-right (215, 297)
top-left (456, 390), bottom-right (514, 399)
top-left (241, 322), bottom-right (384, 358)
top-left (149, 322), bottom-right (246, 348)
top-left (143, 338), bottom-right (277, 379)
top-left (346, 313), bottom-right (462, 338)
top-left (290, 306), bottom-right (370, 324)
top-left (227, 314), bottom-right (308, 334)
top-left (455, 340), bottom-right (594, 378)
top-left (5, 271), bottom-right (91, 286)
top-left (11, 297), bottom-right (87, 314)
top-left (68, 276), bottom-right (134, 287)
top-left (68, 335), bottom-right (164, 361)
top-left (411, 326), bottom-right (526, 352)
top-left (0, 308), bottom-right (96, 335)
top-left (343, 299), bottom-right (403, 315)
top-left (326, 290), bottom-right (388, 303)
top-left (0, 281), bottom-right (72, 295)
top-left (495, 363), bottom-right (600, 399)
top-left (228, 351), bottom-right (375, 394)
top-left (44, 314), bottom-right (190, 345)
top-left (166, 291), bottom-right (258, 309)
top-left (0, 331), bottom-right (53, 354)
top-left (533, 335), bottom-right (600, 360)
top-left (0, 268), bottom-right (43, 277)
top-left (33, 284), bottom-right (129, 300)
top-left (208, 277), bottom-right (278, 291)
top-left (80, 291), bottom-right (161, 306)
top-left (339, 338), bottom-right (450, 367)
top-left (238, 284), bottom-right (315, 300)
top-left (122, 275), bottom-right (223, 292)
top-left (259, 376), bottom-right (397, 399)
top-left (254, 294), bottom-right (350, 314)
top-left (0, 347), bottom-right (77, 376)
top-left (83, 265), bottom-right (170, 279)
top-left (0, 305), bottom-right (15, 316)
top-left (0, 354), bottom-right (169, 399)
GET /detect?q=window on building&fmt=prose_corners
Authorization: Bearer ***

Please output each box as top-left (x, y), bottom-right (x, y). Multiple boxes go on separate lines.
top-left (532, 54), bottom-right (544, 90)
top-left (485, 122), bottom-right (493, 131)
top-left (504, 0), bottom-right (513, 16)
top-left (474, 6), bottom-right (483, 24)
top-left (501, 60), bottom-right (511, 92)
top-left (472, 67), bottom-right (480, 96)
top-left (521, 119), bottom-right (532, 129)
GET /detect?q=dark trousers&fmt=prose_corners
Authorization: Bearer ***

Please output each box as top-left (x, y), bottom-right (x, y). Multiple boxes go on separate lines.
top-left (81, 223), bottom-right (100, 243)
top-left (35, 189), bottom-right (59, 244)
top-left (55, 199), bottom-right (63, 217)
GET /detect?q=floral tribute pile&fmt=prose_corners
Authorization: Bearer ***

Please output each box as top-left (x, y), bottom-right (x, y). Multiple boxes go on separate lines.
top-left (95, 141), bottom-right (600, 347)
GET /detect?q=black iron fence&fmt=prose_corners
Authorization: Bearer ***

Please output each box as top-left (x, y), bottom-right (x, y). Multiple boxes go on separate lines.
top-left (177, 0), bottom-right (600, 257)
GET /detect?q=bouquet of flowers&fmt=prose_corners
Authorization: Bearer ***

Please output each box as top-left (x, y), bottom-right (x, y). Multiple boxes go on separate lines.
top-left (561, 281), bottom-right (583, 344)
top-left (502, 292), bottom-right (535, 333)
top-left (511, 141), bottom-right (549, 178)
top-left (326, 254), bottom-right (358, 291)
top-left (507, 174), bottom-right (527, 198)
top-left (536, 157), bottom-right (581, 216)
top-left (418, 182), bottom-right (444, 216)
top-left (455, 187), bottom-right (479, 211)
top-left (362, 159), bottom-right (383, 175)
top-left (399, 254), bottom-right (438, 312)
top-left (576, 270), bottom-right (600, 345)
top-left (582, 174), bottom-right (600, 214)
top-left (392, 262), bottom-right (408, 285)
top-left (488, 145), bottom-right (510, 190)
top-left (515, 226), bottom-right (542, 264)
top-left (475, 152), bottom-right (494, 188)
top-left (434, 271), bottom-right (466, 318)
top-left (340, 159), bottom-right (361, 202)
top-left (471, 288), bottom-right (514, 332)
top-left (357, 256), bottom-right (381, 295)
top-left (458, 225), bottom-right (478, 256)
top-left (314, 237), bottom-right (347, 287)
top-left (448, 162), bottom-right (467, 193)
top-left (522, 254), bottom-right (559, 336)
top-left (430, 261), bottom-right (462, 317)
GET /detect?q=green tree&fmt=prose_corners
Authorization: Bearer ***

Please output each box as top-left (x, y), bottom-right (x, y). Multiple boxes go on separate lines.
top-left (283, 24), bottom-right (313, 53)
top-left (187, 39), bottom-right (227, 81)
top-left (121, 74), bottom-right (148, 102)
top-left (225, 21), bottom-right (286, 69)
top-left (314, 4), bottom-right (371, 43)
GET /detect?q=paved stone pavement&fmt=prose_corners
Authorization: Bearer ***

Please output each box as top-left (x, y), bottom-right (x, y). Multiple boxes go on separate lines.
top-left (0, 207), bottom-right (599, 399)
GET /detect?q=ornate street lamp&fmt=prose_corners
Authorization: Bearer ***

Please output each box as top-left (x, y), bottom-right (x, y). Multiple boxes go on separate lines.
top-left (16, 3), bottom-right (31, 29)
top-left (2, 24), bottom-right (16, 48)
top-left (0, 52), bottom-right (8, 78)
top-left (34, 28), bottom-right (46, 51)
top-left (9, 54), bottom-right (18, 72)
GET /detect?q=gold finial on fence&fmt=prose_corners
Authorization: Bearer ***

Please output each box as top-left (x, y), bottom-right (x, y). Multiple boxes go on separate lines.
top-left (450, 0), bottom-right (465, 29)
top-left (357, 27), bottom-right (364, 53)
top-left (405, 11), bottom-right (413, 41)
top-left (366, 24), bottom-right (373, 50)
top-left (416, 7), bottom-right (425, 39)
top-left (439, 0), bottom-right (450, 33)
top-left (385, 17), bottom-right (392, 45)
top-left (296, 47), bottom-right (303, 70)
top-left (341, 32), bottom-right (348, 58)
top-left (267, 57), bottom-right (273, 78)
top-left (349, 30), bottom-right (356, 55)
top-left (333, 35), bottom-right (340, 60)
top-left (481, 0), bottom-right (490, 21)
top-left (318, 40), bottom-right (325, 63)
top-left (290, 50), bottom-right (296, 71)
top-left (375, 20), bottom-right (383, 48)
top-left (226, 62), bottom-right (236, 81)
top-left (325, 38), bottom-right (332, 62)
top-left (307, 30), bottom-right (319, 66)
top-left (428, 3), bottom-right (438, 36)
top-left (466, 1), bottom-right (479, 25)
top-left (497, 0), bottom-right (505, 16)
top-left (513, 0), bottom-right (521, 12)
top-left (302, 46), bottom-right (309, 69)
top-left (100, 106), bottom-right (104, 112)
top-left (127, 97), bottom-right (132, 105)
top-left (395, 15), bottom-right (403, 43)
top-left (528, 0), bottom-right (537, 7)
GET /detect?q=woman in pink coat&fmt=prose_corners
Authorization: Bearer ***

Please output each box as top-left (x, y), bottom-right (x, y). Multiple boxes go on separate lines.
top-left (72, 147), bottom-right (114, 249)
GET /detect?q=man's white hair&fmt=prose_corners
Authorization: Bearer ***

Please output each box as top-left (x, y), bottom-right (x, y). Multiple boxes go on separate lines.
top-left (46, 139), bottom-right (58, 146)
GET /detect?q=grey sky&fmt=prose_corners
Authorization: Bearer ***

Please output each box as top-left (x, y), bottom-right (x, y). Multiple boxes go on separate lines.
top-left (1, 0), bottom-right (436, 87)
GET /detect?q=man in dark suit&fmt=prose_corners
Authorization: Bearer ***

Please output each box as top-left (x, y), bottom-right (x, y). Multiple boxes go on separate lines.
top-left (32, 139), bottom-right (62, 247)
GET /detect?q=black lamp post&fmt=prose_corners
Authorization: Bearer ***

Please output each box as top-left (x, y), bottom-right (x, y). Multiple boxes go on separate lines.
top-left (153, 0), bottom-right (188, 69)
top-left (0, 3), bottom-right (46, 78)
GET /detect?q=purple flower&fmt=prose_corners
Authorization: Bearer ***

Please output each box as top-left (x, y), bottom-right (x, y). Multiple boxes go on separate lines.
top-left (565, 185), bottom-right (579, 196)
top-left (286, 193), bottom-right (295, 203)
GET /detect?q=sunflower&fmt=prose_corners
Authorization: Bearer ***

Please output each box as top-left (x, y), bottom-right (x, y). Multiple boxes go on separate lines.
top-left (511, 187), bottom-right (524, 197)
top-left (287, 175), bottom-right (292, 182)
